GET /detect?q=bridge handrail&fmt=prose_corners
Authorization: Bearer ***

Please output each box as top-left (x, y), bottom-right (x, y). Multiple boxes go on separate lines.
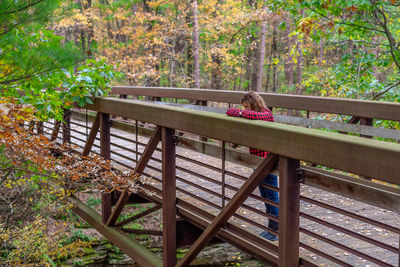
top-left (86, 97), bottom-right (400, 186)
top-left (70, 109), bottom-right (400, 213)
top-left (110, 86), bottom-right (400, 121)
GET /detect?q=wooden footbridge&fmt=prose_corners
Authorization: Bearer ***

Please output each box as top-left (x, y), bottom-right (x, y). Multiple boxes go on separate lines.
top-left (42, 87), bottom-right (400, 267)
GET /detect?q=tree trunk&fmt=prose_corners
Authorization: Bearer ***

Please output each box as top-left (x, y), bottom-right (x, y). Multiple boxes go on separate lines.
top-left (271, 23), bottom-right (278, 92)
top-left (295, 41), bottom-right (303, 95)
top-left (211, 53), bottom-right (222, 89)
top-left (245, 30), bottom-right (257, 91)
top-left (319, 39), bottom-right (324, 67)
top-left (192, 0), bottom-right (200, 89)
top-left (187, 40), bottom-right (193, 85)
top-left (283, 18), bottom-right (294, 89)
top-left (255, 8), bottom-right (267, 92)
top-left (265, 39), bottom-right (273, 92)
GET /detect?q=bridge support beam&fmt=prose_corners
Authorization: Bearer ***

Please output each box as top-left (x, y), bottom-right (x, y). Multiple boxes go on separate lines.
top-left (162, 127), bottom-right (177, 267)
top-left (279, 157), bottom-right (300, 267)
top-left (70, 196), bottom-right (163, 267)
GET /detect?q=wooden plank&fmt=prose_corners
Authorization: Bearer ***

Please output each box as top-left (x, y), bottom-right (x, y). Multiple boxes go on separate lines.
top-left (162, 127), bottom-right (177, 267)
top-left (176, 154), bottom-right (278, 267)
top-left (82, 113), bottom-right (100, 156)
top-left (303, 166), bottom-right (400, 213)
top-left (275, 115), bottom-right (400, 141)
top-left (69, 196), bottom-right (163, 267)
top-left (86, 98), bottom-right (400, 185)
top-left (110, 86), bottom-right (400, 121)
top-left (279, 157), bottom-right (300, 267)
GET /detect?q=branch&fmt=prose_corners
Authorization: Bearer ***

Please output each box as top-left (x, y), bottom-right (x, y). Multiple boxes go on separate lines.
top-left (327, 39), bottom-right (389, 47)
top-left (308, 6), bottom-right (386, 33)
top-left (374, 6), bottom-right (400, 71)
top-left (372, 80), bottom-right (400, 100)
top-left (2, 166), bottom-right (59, 182)
top-left (0, 0), bottom-right (46, 16)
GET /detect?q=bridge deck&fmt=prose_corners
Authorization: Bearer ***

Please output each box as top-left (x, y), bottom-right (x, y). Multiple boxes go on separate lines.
top-left (47, 110), bottom-right (400, 267)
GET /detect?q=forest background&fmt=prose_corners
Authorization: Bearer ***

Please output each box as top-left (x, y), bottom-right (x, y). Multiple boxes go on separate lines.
top-left (1, 0), bottom-right (400, 265)
top-left (2, 0), bottom-right (400, 113)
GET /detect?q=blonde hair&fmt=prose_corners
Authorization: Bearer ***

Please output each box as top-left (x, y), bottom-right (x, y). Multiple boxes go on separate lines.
top-left (241, 91), bottom-right (267, 112)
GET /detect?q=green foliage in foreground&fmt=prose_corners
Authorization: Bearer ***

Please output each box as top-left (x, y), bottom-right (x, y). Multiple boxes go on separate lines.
top-left (0, 0), bottom-right (123, 120)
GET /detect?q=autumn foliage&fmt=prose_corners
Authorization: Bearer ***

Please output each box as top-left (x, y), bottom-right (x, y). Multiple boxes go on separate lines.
top-left (0, 98), bottom-right (140, 264)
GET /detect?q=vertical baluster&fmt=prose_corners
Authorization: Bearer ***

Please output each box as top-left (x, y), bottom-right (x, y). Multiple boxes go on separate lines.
top-left (279, 157), bottom-right (300, 267)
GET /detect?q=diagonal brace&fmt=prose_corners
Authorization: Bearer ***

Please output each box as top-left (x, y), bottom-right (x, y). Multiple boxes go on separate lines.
top-left (176, 154), bottom-right (279, 267)
top-left (106, 126), bottom-right (162, 226)
top-left (135, 126), bottom-right (161, 174)
top-left (51, 120), bottom-right (61, 141)
top-left (115, 205), bottom-right (161, 227)
top-left (83, 113), bottom-right (100, 157)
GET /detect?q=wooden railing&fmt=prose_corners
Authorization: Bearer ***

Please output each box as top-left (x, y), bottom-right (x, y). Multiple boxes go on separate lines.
top-left (42, 87), bottom-right (400, 267)
top-left (110, 86), bottom-right (400, 141)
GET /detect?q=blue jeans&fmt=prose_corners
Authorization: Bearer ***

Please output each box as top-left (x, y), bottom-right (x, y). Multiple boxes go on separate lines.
top-left (258, 174), bottom-right (279, 231)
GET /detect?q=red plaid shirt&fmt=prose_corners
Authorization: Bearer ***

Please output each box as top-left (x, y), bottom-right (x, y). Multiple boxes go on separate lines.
top-left (226, 107), bottom-right (274, 158)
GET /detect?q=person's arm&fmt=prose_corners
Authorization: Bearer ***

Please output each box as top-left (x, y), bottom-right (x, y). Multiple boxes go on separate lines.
top-left (226, 107), bottom-right (243, 117)
top-left (227, 108), bottom-right (274, 122)
top-left (240, 109), bottom-right (274, 121)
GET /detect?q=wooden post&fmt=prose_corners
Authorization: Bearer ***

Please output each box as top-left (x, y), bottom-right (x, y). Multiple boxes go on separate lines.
top-left (279, 157), bottom-right (300, 267)
top-left (360, 117), bottom-right (373, 138)
top-left (62, 109), bottom-right (71, 144)
top-left (100, 112), bottom-right (112, 224)
top-left (100, 112), bottom-right (111, 160)
top-left (162, 127), bottom-right (176, 267)
top-left (37, 121), bottom-right (43, 135)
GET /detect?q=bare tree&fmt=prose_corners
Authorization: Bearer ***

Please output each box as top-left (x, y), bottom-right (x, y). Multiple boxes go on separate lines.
top-left (192, 0), bottom-right (200, 89)
top-left (255, 5), bottom-right (268, 92)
